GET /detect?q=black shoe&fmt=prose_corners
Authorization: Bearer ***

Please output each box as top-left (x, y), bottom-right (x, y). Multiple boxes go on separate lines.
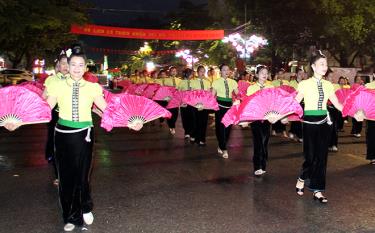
top-left (313, 192), bottom-right (328, 203)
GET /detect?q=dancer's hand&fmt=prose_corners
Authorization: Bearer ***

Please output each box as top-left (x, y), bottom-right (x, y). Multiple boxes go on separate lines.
top-left (164, 96), bottom-right (171, 102)
top-left (3, 122), bottom-right (21, 131)
top-left (195, 103), bottom-right (204, 111)
top-left (181, 103), bottom-right (188, 108)
top-left (239, 122), bottom-right (249, 127)
top-left (281, 117), bottom-right (289, 125)
top-left (233, 100), bottom-right (240, 106)
top-left (354, 110), bottom-right (365, 122)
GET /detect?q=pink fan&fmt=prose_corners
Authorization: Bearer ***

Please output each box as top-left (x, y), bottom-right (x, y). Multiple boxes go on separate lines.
top-left (0, 86), bottom-right (51, 126)
top-left (93, 88), bottom-right (115, 116)
top-left (279, 85), bottom-right (296, 94)
top-left (134, 84), bottom-right (148, 96)
top-left (238, 80), bottom-right (251, 94)
top-left (184, 90), bottom-right (219, 111)
top-left (166, 90), bottom-right (186, 109)
top-left (342, 87), bottom-right (375, 120)
top-left (101, 93), bottom-right (172, 131)
top-left (19, 81), bottom-right (45, 90)
top-left (152, 86), bottom-right (177, 101)
top-left (287, 114), bottom-right (302, 122)
top-left (350, 83), bottom-right (363, 91)
top-left (18, 82), bottom-right (44, 96)
top-left (335, 88), bottom-right (352, 104)
top-left (143, 83), bottom-right (160, 99)
top-left (237, 88), bottom-right (303, 122)
top-left (123, 84), bottom-right (137, 94)
top-left (221, 105), bottom-right (241, 127)
top-left (117, 80), bottom-right (132, 89)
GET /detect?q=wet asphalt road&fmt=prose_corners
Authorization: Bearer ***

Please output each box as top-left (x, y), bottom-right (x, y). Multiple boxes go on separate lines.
top-left (0, 117), bottom-right (374, 233)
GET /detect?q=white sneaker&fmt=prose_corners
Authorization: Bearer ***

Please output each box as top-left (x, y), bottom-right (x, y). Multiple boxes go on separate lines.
top-left (217, 147), bottom-right (223, 154)
top-left (288, 133), bottom-right (294, 139)
top-left (355, 134), bottom-right (361, 138)
top-left (222, 150), bottom-right (229, 159)
top-left (184, 134), bottom-right (190, 139)
top-left (64, 223), bottom-right (75, 232)
top-left (83, 212), bottom-right (94, 225)
top-left (331, 146), bottom-right (338, 152)
top-left (169, 128), bottom-right (176, 135)
top-left (254, 169), bottom-right (266, 176)
top-left (271, 130), bottom-right (277, 136)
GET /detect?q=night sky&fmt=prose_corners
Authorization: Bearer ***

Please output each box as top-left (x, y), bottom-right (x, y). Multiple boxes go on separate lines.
top-left (79, 0), bottom-right (208, 64)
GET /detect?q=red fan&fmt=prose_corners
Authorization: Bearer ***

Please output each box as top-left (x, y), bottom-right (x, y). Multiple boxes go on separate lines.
top-left (350, 83), bottom-right (363, 91)
top-left (101, 93), bottom-right (172, 131)
top-left (117, 80), bottom-right (132, 89)
top-left (221, 105), bottom-right (240, 127)
top-left (0, 86), bottom-right (51, 126)
top-left (184, 90), bottom-right (219, 110)
top-left (83, 72), bottom-right (99, 83)
top-left (335, 88), bottom-right (352, 104)
top-left (152, 86), bottom-right (177, 101)
top-left (237, 88), bottom-right (303, 122)
top-left (143, 83), bottom-right (160, 99)
top-left (166, 90), bottom-right (186, 109)
top-left (342, 87), bottom-right (375, 120)
top-left (18, 82), bottom-right (44, 96)
top-left (279, 85), bottom-right (296, 94)
top-left (238, 80), bottom-right (251, 94)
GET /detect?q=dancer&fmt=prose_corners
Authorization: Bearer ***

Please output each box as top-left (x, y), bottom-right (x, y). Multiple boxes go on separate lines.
top-left (294, 51), bottom-right (343, 203)
top-left (5, 46), bottom-right (108, 231)
top-left (246, 65), bottom-right (273, 176)
top-left (191, 65), bottom-right (212, 146)
top-left (43, 52), bottom-right (69, 185)
top-left (178, 68), bottom-right (195, 140)
top-left (211, 64), bottom-right (239, 158)
top-left (365, 79), bottom-right (375, 164)
top-left (351, 75), bottom-right (364, 137)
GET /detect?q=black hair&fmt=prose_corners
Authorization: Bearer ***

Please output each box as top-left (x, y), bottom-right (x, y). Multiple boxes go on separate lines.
top-left (158, 69), bottom-right (167, 76)
top-left (68, 45), bottom-right (87, 63)
top-left (310, 50), bottom-right (326, 65)
top-left (197, 65), bottom-right (205, 72)
top-left (338, 76), bottom-right (346, 84)
top-left (169, 66), bottom-right (177, 71)
top-left (256, 65), bottom-right (268, 74)
top-left (219, 64), bottom-right (229, 71)
top-left (182, 68), bottom-right (193, 79)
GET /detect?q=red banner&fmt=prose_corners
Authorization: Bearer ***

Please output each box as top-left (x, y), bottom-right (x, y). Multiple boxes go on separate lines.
top-left (88, 47), bottom-right (178, 55)
top-left (71, 24), bottom-right (224, 41)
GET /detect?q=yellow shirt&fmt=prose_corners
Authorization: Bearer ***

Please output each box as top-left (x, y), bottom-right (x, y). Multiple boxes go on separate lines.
top-left (177, 79), bottom-right (193, 91)
top-left (272, 79), bottom-right (290, 87)
top-left (44, 72), bottom-right (67, 90)
top-left (289, 80), bottom-right (299, 89)
top-left (212, 77), bottom-right (238, 100)
top-left (365, 81), bottom-right (375, 89)
top-left (246, 82), bottom-right (273, 96)
top-left (136, 76), bottom-right (154, 84)
top-left (190, 78), bottom-right (211, 90)
top-left (298, 77), bottom-right (334, 114)
top-left (161, 77), bottom-right (182, 87)
top-left (154, 78), bottom-right (164, 85)
top-left (208, 74), bottom-right (220, 84)
top-left (333, 83), bottom-right (341, 91)
top-left (47, 77), bottom-right (102, 127)
top-left (130, 75), bottom-right (139, 84)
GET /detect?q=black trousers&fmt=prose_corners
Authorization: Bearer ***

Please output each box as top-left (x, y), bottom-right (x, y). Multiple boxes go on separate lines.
top-left (45, 108), bottom-right (59, 178)
top-left (55, 125), bottom-right (94, 225)
top-left (215, 101), bottom-right (232, 150)
top-left (180, 105), bottom-right (195, 136)
top-left (193, 109), bottom-right (209, 143)
top-left (328, 106), bottom-right (339, 147)
top-left (351, 118), bottom-right (363, 134)
top-left (337, 113), bottom-right (345, 131)
top-left (251, 121), bottom-right (270, 170)
top-left (272, 121), bottom-right (286, 133)
top-left (290, 121), bottom-right (302, 139)
top-left (366, 120), bottom-right (375, 160)
top-left (299, 115), bottom-right (330, 191)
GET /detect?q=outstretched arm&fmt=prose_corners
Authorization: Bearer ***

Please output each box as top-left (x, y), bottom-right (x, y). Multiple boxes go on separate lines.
top-left (329, 94), bottom-right (343, 112)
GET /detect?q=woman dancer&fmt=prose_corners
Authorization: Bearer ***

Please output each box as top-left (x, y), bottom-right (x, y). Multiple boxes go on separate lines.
top-left (365, 79), bottom-right (375, 164)
top-left (211, 64), bottom-right (239, 158)
top-left (246, 65), bottom-right (273, 176)
top-left (6, 47), bottom-right (107, 231)
top-left (178, 68), bottom-right (195, 140)
top-left (190, 65), bottom-right (212, 146)
top-left (351, 75), bottom-right (364, 138)
top-left (294, 51), bottom-right (343, 203)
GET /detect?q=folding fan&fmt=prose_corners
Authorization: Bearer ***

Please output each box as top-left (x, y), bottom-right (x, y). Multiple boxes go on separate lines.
top-left (117, 80), bottom-right (132, 89)
top-left (184, 90), bottom-right (219, 111)
top-left (166, 90), bottom-right (186, 109)
top-left (238, 80), bottom-right (251, 94)
top-left (122, 84), bottom-right (137, 95)
top-left (237, 88), bottom-right (303, 123)
top-left (142, 83), bottom-right (160, 99)
top-left (279, 85), bottom-right (296, 94)
top-left (221, 105), bottom-right (241, 127)
top-left (335, 88), bottom-right (352, 104)
top-left (18, 82), bottom-right (44, 96)
top-left (152, 86), bottom-right (177, 101)
top-left (350, 83), bottom-right (363, 91)
top-left (101, 93), bottom-right (172, 131)
top-left (0, 86), bottom-right (51, 126)
top-left (134, 84), bottom-right (148, 96)
top-left (342, 87), bottom-right (375, 120)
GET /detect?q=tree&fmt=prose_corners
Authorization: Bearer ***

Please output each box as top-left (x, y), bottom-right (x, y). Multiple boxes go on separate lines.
top-left (0, 0), bottom-right (87, 68)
